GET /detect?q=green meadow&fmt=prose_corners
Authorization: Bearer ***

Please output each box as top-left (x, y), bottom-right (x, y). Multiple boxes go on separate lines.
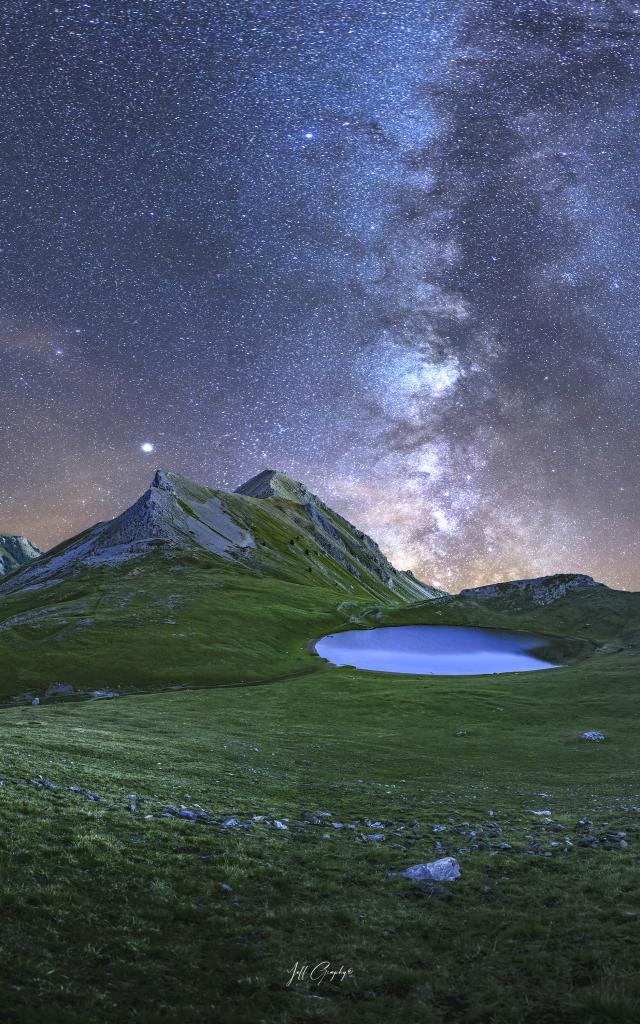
top-left (1, 572), bottom-right (639, 1023)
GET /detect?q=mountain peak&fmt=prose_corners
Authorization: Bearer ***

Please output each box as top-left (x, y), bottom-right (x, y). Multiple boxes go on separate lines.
top-left (235, 469), bottom-right (315, 504)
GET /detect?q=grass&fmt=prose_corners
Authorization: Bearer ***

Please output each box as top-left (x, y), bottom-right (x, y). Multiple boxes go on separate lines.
top-left (1, 611), bottom-right (640, 1022)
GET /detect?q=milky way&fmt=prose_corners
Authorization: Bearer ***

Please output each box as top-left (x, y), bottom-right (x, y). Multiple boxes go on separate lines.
top-left (1, 1), bottom-right (639, 591)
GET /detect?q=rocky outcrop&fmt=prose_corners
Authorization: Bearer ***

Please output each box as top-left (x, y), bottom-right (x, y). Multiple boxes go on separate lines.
top-left (0, 534), bottom-right (42, 576)
top-left (459, 573), bottom-right (601, 608)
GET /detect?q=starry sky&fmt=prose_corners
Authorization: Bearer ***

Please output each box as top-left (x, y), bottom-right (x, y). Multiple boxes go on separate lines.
top-left (2, 0), bottom-right (640, 592)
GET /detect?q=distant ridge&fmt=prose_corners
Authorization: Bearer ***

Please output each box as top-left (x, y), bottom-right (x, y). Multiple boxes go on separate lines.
top-left (0, 534), bottom-right (42, 576)
top-left (459, 573), bottom-right (601, 608)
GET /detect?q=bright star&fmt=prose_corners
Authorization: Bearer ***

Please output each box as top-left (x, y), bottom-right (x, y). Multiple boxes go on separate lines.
top-left (303, 131), bottom-right (315, 140)
top-left (140, 442), bottom-right (155, 453)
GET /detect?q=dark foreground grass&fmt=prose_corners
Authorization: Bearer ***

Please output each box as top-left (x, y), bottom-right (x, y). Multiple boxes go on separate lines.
top-left (1, 648), bottom-right (640, 1023)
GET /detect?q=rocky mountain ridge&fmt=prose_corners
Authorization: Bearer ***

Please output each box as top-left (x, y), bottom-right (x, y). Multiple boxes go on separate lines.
top-left (459, 573), bottom-right (602, 608)
top-left (0, 534), bottom-right (42, 577)
top-left (1, 468), bottom-right (440, 604)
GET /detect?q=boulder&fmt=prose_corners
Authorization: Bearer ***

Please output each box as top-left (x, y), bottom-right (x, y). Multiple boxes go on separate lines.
top-left (397, 856), bottom-right (461, 882)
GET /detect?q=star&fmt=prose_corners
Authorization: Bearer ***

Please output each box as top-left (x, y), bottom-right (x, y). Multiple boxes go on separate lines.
top-left (140, 443), bottom-right (155, 454)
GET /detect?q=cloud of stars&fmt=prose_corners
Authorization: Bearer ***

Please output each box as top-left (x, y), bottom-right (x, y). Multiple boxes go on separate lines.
top-left (1, 1), bottom-right (639, 591)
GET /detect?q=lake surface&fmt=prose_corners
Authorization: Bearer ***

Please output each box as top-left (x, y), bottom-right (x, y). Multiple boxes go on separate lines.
top-left (315, 625), bottom-right (560, 676)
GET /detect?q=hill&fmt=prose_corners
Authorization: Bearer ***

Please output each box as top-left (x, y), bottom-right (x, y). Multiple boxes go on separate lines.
top-left (0, 468), bottom-right (441, 700)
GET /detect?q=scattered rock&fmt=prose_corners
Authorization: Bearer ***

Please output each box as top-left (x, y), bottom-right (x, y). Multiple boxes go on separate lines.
top-left (218, 882), bottom-right (233, 894)
top-left (578, 836), bottom-right (598, 848)
top-left (396, 857), bottom-right (461, 882)
top-left (222, 817), bottom-right (239, 828)
top-left (31, 698), bottom-right (40, 706)
top-left (581, 731), bottom-right (606, 742)
top-left (361, 833), bottom-right (385, 842)
top-left (530, 809), bottom-right (552, 816)
top-left (273, 820), bottom-right (288, 830)
top-left (91, 689), bottom-right (119, 700)
top-left (31, 777), bottom-right (56, 790)
top-left (44, 683), bottom-right (76, 698)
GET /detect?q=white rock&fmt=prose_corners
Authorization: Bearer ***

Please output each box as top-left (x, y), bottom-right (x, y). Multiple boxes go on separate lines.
top-left (399, 857), bottom-right (461, 882)
top-left (581, 730), bottom-right (606, 742)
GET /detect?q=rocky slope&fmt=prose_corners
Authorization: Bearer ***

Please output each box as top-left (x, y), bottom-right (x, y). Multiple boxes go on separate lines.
top-left (458, 573), bottom-right (602, 610)
top-left (236, 470), bottom-right (440, 601)
top-left (0, 534), bottom-right (42, 577)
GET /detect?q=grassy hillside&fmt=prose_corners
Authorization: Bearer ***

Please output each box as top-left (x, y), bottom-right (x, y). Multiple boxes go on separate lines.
top-left (2, 473), bottom-right (639, 1020)
top-left (0, 470), bottom-right (440, 701)
top-left (1, 642), bottom-right (640, 1023)
top-left (0, 553), bottom-right (356, 698)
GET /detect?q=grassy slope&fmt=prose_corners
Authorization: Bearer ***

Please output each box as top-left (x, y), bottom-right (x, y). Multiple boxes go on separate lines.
top-left (0, 483), bottom-right (425, 699)
top-left (1, 581), bottom-right (640, 1022)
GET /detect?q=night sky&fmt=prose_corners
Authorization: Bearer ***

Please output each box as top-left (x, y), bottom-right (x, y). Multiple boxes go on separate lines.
top-left (2, 1), bottom-right (639, 592)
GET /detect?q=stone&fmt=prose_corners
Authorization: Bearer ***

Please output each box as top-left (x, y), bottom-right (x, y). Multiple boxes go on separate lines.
top-left (301, 811), bottom-right (321, 825)
top-left (45, 683), bottom-right (76, 697)
top-left (222, 817), bottom-right (239, 828)
top-left (273, 820), bottom-right (288, 830)
top-left (581, 731), bottom-right (606, 742)
top-left (578, 836), bottom-right (598, 847)
top-left (31, 777), bottom-right (56, 790)
top-left (397, 856), bottom-right (461, 882)
top-left (218, 882), bottom-right (233, 894)
top-left (31, 698), bottom-right (40, 706)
